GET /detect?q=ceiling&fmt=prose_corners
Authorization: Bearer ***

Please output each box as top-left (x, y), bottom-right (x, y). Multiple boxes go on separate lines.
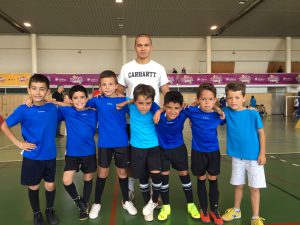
top-left (0, 0), bottom-right (300, 37)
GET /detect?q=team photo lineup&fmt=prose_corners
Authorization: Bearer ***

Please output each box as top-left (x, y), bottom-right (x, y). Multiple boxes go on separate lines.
top-left (0, 34), bottom-right (267, 225)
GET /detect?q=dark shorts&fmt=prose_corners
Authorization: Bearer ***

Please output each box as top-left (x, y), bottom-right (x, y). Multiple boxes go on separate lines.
top-left (191, 150), bottom-right (221, 176)
top-left (98, 147), bottom-right (129, 169)
top-left (161, 144), bottom-right (189, 172)
top-left (21, 157), bottom-right (56, 186)
top-left (131, 146), bottom-right (161, 179)
top-left (64, 154), bottom-right (97, 173)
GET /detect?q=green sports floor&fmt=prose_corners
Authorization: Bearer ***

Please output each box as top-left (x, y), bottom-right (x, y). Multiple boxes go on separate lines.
top-left (0, 115), bottom-right (299, 225)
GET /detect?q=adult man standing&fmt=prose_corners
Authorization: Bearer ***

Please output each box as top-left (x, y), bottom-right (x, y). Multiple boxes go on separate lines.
top-left (52, 85), bottom-right (64, 137)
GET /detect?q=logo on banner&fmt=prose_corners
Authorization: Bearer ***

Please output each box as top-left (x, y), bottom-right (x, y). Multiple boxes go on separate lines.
top-left (182, 75), bottom-right (193, 84)
top-left (0, 77), bottom-right (6, 82)
top-left (70, 75), bottom-right (83, 84)
top-left (239, 75), bottom-right (251, 83)
top-left (18, 76), bottom-right (28, 82)
top-left (267, 75), bottom-right (280, 83)
top-left (210, 75), bottom-right (222, 84)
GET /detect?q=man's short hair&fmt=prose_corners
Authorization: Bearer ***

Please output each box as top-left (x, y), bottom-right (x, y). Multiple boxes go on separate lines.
top-left (99, 70), bottom-right (118, 84)
top-left (69, 85), bottom-right (88, 99)
top-left (164, 91), bottom-right (183, 106)
top-left (29, 74), bottom-right (50, 89)
top-left (196, 83), bottom-right (217, 98)
top-left (225, 82), bottom-right (246, 96)
top-left (135, 33), bottom-right (152, 45)
top-left (133, 84), bottom-right (156, 102)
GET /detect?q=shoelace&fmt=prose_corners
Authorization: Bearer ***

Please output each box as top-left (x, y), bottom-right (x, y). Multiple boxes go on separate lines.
top-left (253, 217), bottom-right (265, 224)
top-left (212, 211), bottom-right (221, 219)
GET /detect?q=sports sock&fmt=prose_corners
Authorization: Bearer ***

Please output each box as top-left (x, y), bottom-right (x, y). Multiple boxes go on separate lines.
top-left (160, 174), bottom-right (170, 204)
top-left (119, 177), bottom-right (129, 202)
top-left (45, 189), bottom-right (56, 209)
top-left (151, 173), bottom-right (162, 203)
top-left (139, 177), bottom-right (150, 204)
top-left (95, 177), bottom-right (106, 204)
top-left (128, 177), bottom-right (135, 192)
top-left (83, 180), bottom-right (93, 204)
top-left (197, 179), bottom-right (208, 210)
top-left (28, 189), bottom-right (40, 213)
top-left (64, 183), bottom-right (78, 200)
top-left (179, 174), bottom-right (193, 203)
top-left (208, 179), bottom-right (219, 211)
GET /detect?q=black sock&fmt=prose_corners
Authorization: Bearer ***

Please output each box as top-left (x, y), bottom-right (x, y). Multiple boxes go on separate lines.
top-left (209, 179), bottom-right (219, 211)
top-left (197, 179), bottom-right (208, 211)
top-left (179, 174), bottom-right (193, 203)
top-left (45, 189), bottom-right (56, 209)
top-left (95, 177), bottom-right (106, 204)
top-left (139, 177), bottom-right (150, 204)
top-left (119, 177), bottom-right (129, 202)
top-left (64, 183), bottom-right (78, 200)
top-left (28, 189), bottom-right (40, 213)
top-left (160, 175), bottom-right (170, 205)
top-left (151, 173), bottom-right (162, 203)
top-left (83, 180), bottom-right (93, 204)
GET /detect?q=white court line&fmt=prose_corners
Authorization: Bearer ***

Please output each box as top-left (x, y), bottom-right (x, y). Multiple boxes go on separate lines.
top-left (270, 156), bottom-right (276, 158)
top-left (292, 164), bottom-right (300, 167)
top-left (265, 152), bottom-right (300, 155)
top-left (0, 144), bottom-right (15, 150)
top-left (280, 159), bottom-right (287, 162)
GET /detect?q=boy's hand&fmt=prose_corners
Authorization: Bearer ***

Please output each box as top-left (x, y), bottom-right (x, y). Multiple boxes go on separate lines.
top-left (116, 102), bottom-right (125, 110)
top-left (18, 141), bottom-right (36, 151)
top-left (258, 154), bottom-right (266, 165)
top-left (219, 111), bottom-right (226, 120)
top-left (24, 97), bottom-right (33, 107)
top-left (153, 109), bottom-right (163, 124)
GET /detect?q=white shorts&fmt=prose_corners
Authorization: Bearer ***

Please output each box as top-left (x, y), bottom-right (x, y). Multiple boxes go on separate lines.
top-left (230, 157), bottom-right (266, 188)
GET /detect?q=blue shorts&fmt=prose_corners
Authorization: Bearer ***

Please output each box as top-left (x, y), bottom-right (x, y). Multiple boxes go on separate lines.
top-left (21, 157), bottom-right (56, 186)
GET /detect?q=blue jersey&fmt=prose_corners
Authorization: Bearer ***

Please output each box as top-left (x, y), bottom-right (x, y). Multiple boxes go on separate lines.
top-left (184, 106), bottom-right (223, 153)
top-left (58, 106), bottom-right (97, 156)
top-left (156, 112), bottom-right (187, 149)
top-left (129, 102), bottom-right (160, 148)
top-left (87, 96), bottom-right (129, 148)
top-left (223, 107), bottom-right (263, 160)
top-left (6, 103), bottom-right (57, 160)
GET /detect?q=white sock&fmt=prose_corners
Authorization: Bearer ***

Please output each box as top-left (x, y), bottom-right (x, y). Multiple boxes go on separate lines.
top-left (234, 208), bottom-right (240, 212)
top-left (128, 177), bottom-right (135, 191)
top-left (252, 216), bottom-right (259, 220)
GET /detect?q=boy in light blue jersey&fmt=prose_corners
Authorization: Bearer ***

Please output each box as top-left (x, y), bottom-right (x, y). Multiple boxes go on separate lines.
top-left (221, 82), bottom-right (266, 225)
top-left (59, 85), bottom-right (97, 220)
top-left (1, 74), bottom-right (59, 225)
top-left (117, 84), bottom-right (162, 222)
top-left (87, 70), bottom-right (137, 220)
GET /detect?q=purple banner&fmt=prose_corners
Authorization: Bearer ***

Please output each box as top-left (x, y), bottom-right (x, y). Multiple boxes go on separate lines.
top-left (43, 73), bottom-right (300, 86)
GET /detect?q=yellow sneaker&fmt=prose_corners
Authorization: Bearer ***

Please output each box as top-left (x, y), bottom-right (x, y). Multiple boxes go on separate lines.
top-left (158, 205), bottom-right (171, 221)
top-left (251, 217), bottom-right (265, 225)
top-left (187, 203), bottom-right (200, 219)
top-left (222, 208), bottom-right (241, 222)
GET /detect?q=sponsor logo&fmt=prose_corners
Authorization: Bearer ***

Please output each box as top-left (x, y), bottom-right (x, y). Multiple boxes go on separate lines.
top-left (210, 75), bottom-right (222, 84)
top-left (70, 75), bottom-right (83, 84)
top-left (267, 74), bottom-right (280, 83)
top-left (239, 75), bottom-right (251, 83)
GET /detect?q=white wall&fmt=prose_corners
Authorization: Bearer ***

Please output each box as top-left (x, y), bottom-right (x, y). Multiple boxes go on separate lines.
top-left (0, 35), bottom-right (299, 74)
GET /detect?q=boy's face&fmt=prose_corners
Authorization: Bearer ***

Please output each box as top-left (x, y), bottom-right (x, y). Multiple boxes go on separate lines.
top-left (70, 91), bottom-right (88, 110)
top-left (226, 90), bottom-right (246, 111)
top-left (27, 82), bottom-right (49, 105)
top-left (63, 95), bottom-right (70, 103)
top-left (164, 102), bottom-right (182, 120)
top-left (198, 90), bottom-right (217, 112)
top-left (100, 77), bottom-right (118, 97)
top-left (135, 95), bottom-right (153, 114)
top-left (135, 36), bottom-right (152, 61)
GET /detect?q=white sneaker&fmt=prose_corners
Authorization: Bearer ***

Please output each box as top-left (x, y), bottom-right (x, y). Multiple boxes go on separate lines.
top-left (144, 212), bottom-right (154, 221)
top-left (89, 203), bottom-right (101, 219)
top-left (128, 190), bottom-right (135, 202)
top-left (142, 199), bottom-right (158, 216)
top-left (122, 201), bottom-right (137, 215)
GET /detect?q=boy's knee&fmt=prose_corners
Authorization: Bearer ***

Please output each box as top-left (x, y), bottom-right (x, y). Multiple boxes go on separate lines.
top-left (62, 176), bottom-right (72, 185)
top-left (45, 182), bottom-right (55, 191)
top-left (28, 185), bottom-right (39, 190)
top-left (98, 167), bottom-right (109, 178)
top-left (117, 168), bottom-right (127, 178)
top-left (178, 171), bottom-right (188, 176)
top-left (249, 187), bottom-right (259, 192)
top-left (235, 185), bottom-right (244, 190)
top-left (83, 173), bottom-right (93, 181)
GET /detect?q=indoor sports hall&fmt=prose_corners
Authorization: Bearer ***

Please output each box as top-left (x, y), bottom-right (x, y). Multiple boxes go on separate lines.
top-left (0, 1), bottom-right (299, 225)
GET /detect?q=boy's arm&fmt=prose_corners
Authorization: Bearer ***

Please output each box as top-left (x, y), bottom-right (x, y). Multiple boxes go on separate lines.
top-left (213, 105), bottom-right (225, 120)
top-left (153, 108), bottom-right (165, 124)
top-left (1, 122), bottom-right (36, 151)
top-left (116, 99), bottom-right (134, 110)
top-left (257, 128), bottom-right (266, 165)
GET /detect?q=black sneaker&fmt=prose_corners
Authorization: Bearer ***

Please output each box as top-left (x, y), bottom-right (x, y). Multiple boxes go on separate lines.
top-left (45, 208), bottom-right (59, 225)
top-left (79, 210), bottom-right (89, 220)
top-left (33, 212), bottom-right (45, 225)
top-left (74, 196), bottom-right (87, 212)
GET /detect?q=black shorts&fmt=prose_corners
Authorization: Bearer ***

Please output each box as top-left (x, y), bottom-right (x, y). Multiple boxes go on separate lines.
top-left (98, 147), bottom-right (129, 169)
top-left (161, 144), bottom-right (188, 172)
top-left (21, 157), bottom-right (56, 186)
top-left (191, 150), bottom-right (221, 176)
top-left (131, 146), bottom-right (161, 179)
top-left (64, 154), bottom-right (97, 173)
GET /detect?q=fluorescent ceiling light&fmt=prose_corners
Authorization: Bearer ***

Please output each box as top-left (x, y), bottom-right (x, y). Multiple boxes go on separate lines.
top-left (116, 0), bottom-right (123, 3)
top-left (210, 25), bottom-right (218, 30)
top-left (23, 22), bottom-right (31, 27)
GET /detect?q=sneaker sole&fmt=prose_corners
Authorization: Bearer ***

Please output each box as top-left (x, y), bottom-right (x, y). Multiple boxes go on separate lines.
top-left (222, 216), bottom-right (241, 222)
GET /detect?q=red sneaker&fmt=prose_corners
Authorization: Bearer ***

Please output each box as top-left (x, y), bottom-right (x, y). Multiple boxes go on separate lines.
top-left (210, 211), bottom-right (224, 225)
top-left (200, 209), bottom-right (211, 223)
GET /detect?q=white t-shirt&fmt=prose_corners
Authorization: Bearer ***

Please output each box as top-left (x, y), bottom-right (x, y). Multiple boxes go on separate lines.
top-left (118, 60), bottom-right (169, 104)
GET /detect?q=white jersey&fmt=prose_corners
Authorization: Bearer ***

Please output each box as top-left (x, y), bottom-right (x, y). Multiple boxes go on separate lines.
top-left (118, 60), bottom-right (169, 104)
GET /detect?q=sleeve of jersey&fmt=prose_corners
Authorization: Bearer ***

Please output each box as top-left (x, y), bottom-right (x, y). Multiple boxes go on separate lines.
top-left (5, 105), bottom-right (25, 127)
top-left (254, 111), bottom-right (263, 129)
top-left (118, 66), bottom-right (126, 87)
top-left (86, 98), bottom-right (96, 108)
top-left (150, 102), bottom-right (160, 114)
top-left (159, 67), bottom-right (170, 87)
top-left (57, 106), bottom-right (66, 122)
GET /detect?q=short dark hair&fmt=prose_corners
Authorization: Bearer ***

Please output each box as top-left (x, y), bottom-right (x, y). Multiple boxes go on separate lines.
top-left (69, 85), bottom-right (88, 99)
top-left (133, 84), bottom-right (156, 102)
top-left (99, 70), bottom-right (118, 84)
top-left (164, 91), bottom-right (183, 106)
top-left (29, 74), bottom-right (50, 89)
top-left (135, 33), bottom-right (152, 45)
top-left (196, 83), bottom-right (216, 98)
top-left (225, 82), bottom-right (246, 96)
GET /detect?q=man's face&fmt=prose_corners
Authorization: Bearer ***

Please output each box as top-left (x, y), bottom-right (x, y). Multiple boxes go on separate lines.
top-left (135, 36), bottom-right (152, 61)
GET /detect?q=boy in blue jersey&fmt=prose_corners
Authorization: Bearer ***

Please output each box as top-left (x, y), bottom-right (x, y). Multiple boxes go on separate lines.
top-left (221, 82), bottom-right (266, 225)
top-left (59, 85), bottom-right (97, 220)
top-left (1, 74), bottom-right (59, 225)
top-left (87, 70), bottom-right (137, 219)
top-left (154, 91), bottom-right (200, 221)
top-left (117, 84), bottom-right (162, 222)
